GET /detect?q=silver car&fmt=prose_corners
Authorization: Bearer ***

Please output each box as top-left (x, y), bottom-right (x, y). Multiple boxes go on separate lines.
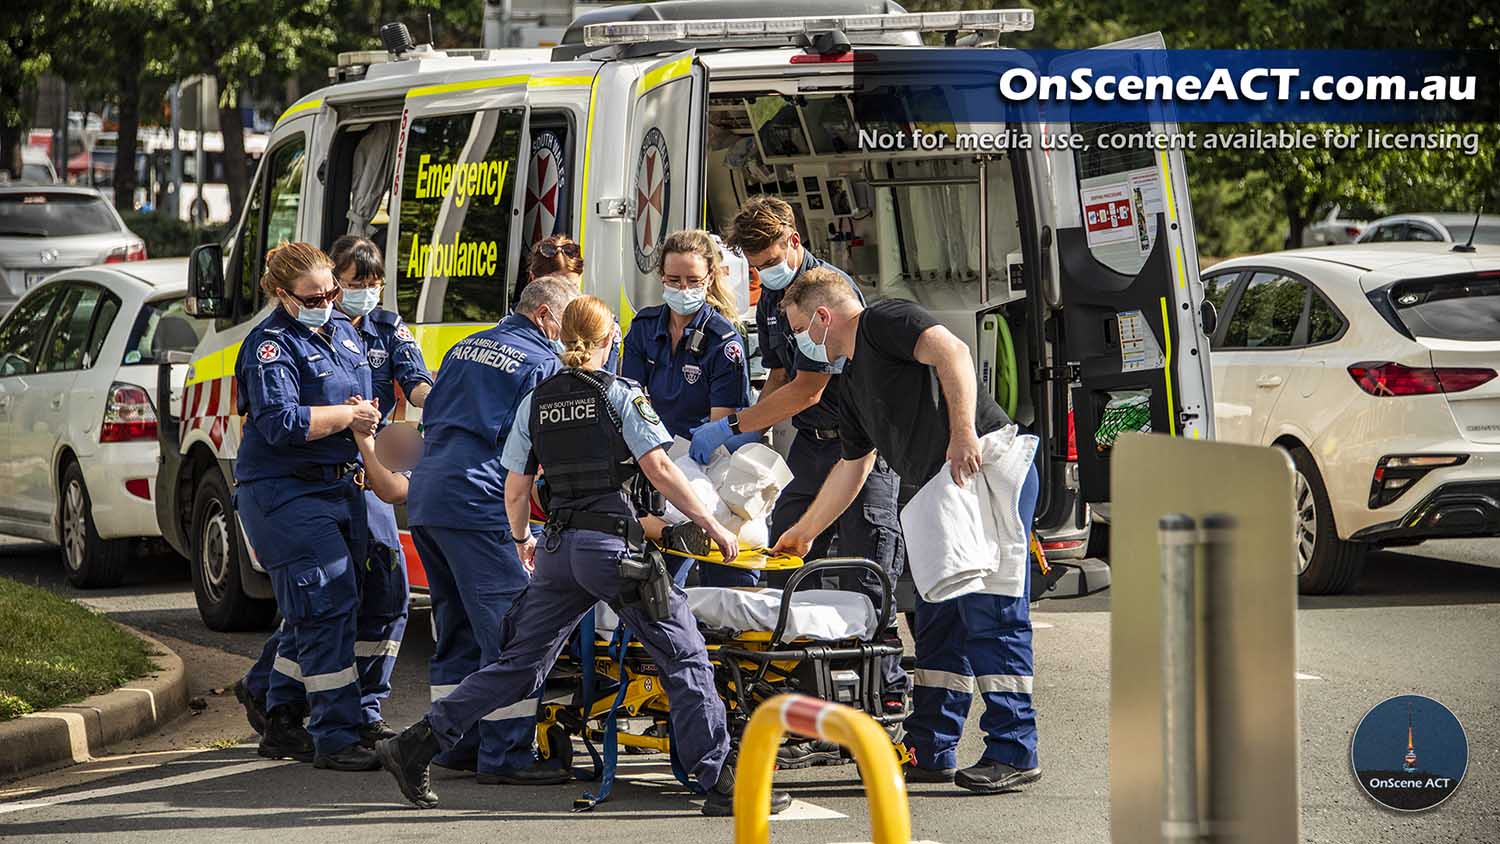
top-left (1355, 212), bottom-right (1500, 247)
top-left (0, 185), bottom-right (146, 317)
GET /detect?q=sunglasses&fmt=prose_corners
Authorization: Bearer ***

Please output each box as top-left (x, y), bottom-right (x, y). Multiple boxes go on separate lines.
top-left (284, 287), bottom-right (341, 308)
top-left (536, 241), bottom-right (581, 259)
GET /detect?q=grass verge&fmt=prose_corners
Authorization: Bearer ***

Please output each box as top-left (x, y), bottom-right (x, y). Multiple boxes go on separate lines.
top-left (0, 578), bottom-right (156, 721)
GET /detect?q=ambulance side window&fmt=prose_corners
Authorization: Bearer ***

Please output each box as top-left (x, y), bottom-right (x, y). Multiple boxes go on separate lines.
top-left (228, 134), bottom-right (306, 328)
top-left (396, 109), bottom-right (525, 324)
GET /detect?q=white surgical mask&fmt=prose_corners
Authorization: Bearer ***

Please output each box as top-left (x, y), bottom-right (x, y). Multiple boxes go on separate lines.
top-left (662, 284), bottom-right (706, 316)
top-left (794, 313), bottom-right (831, 364)
top-left (339, 287), bottom-right (380, 318)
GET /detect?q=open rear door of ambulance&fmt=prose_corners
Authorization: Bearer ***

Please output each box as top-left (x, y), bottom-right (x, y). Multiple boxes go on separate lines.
top-left (619, 50), bottom-right (709, 327)
top-left (1048, 33), bottom-right (1215, 504)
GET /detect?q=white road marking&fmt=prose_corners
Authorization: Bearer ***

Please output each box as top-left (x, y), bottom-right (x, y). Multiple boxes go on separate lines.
top-left (1032, 621), bottom-right (1055, 630)
top-left (0, 759), bottom-right (293, 816)
top-left (771, 800), bottom-right (847, 821)
top-left (1295, 672), bottom-right (1323, 681)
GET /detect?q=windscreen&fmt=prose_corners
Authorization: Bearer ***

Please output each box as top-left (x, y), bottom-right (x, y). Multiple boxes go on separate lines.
top-left (0, 193), bottom-right (121, 237)
top-left (1389, 274), bottom-right (1500, 341)
top-left (1444, 223), bottom-right (1500, 247)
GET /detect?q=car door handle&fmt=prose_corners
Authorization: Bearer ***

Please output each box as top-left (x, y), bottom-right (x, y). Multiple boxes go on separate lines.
top-left (1256, 375), bottom-right (1284, 388)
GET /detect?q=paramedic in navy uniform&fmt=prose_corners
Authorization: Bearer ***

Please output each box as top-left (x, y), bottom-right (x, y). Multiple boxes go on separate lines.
top-left (233, 242), bottom-right (382, 771)
top-left (234, 236), bottom-right (432, 750)
top-left (405, 274), bottom-right (580, 785)
top-left (377, 295), bottom-right (791, 818)
top-left (770, 269), bottom-right (1042, 795)
top-left (621, 229), bottom-right (754, 586)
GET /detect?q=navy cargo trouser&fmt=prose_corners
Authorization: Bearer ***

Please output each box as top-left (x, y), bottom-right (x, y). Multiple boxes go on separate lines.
top-left (427, 527), bottom-right (732, 790)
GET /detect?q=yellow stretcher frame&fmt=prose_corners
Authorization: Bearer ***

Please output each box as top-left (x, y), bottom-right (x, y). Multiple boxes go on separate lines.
top-left (660, 541), bottom-right (805, 571)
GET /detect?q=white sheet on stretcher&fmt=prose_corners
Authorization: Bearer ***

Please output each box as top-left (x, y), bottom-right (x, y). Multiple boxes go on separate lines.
top-left (594, 587), bottom-right (877, 642)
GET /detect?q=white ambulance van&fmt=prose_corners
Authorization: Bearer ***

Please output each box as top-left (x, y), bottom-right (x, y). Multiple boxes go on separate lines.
top-left (156, 1), bottom-right (1214, 630)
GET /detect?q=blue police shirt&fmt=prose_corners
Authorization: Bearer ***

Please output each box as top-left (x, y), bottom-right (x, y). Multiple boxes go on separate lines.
top-left (621, 303), bottom-right (750, 439)
top-left (407, 313), bottom-right (561, 530)
top-left (754, 251), bottom-right (863, 434)
top-left (235, 308), bottom-right (373, 483)
top-left (356, 307), bottom-right (432, 423)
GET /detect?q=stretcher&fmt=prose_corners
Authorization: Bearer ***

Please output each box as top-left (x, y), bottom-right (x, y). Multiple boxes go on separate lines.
top-left (535, 555), bottom-right (904, 784)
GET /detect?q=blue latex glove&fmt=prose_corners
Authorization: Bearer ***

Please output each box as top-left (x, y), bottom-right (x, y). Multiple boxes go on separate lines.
top-left (689, 417), bottom-right (734, 464)
top-left (725, 430), bottom-right (763, 454)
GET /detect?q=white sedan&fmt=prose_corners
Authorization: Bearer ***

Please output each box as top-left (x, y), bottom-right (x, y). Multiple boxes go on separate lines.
top-left (1204, 243), bottom-right (1500, 594)
top-left (0, 259), bottom-right (205, 586)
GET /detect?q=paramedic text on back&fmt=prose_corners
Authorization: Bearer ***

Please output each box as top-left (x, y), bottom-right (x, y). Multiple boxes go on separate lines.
top-left (996, 67), bottom-right (1476, 105)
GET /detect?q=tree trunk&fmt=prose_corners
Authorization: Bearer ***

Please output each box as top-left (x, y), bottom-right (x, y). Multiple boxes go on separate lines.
top-left (1285, 195), bottom-right (1306, 249)
top-left (0, 123), bottom-right (20, 180)
top-left (112, 31), bottom-right (146, 213)
top-left (216, 78), bottom-right (250, 222)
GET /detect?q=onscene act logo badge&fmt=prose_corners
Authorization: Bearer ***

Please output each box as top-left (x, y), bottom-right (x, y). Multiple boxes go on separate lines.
top-left (1351, 694), bottom-right (1467, 812)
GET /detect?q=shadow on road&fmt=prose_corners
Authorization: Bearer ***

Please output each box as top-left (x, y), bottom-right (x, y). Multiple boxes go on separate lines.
top-left (1297, 549), bottom-right (1500, 610)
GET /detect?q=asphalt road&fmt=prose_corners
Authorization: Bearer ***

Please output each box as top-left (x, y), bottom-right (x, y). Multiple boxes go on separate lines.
top-left (1, 536), bottom-right (1497, 843)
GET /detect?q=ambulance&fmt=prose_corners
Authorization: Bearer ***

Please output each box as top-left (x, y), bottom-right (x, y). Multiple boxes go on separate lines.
top-left (155, 0), bottom-right (1215, 630)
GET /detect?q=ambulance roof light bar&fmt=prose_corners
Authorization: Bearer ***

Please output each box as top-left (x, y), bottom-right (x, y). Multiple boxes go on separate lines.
top-left (581, 9), bottom-right (1034, 47)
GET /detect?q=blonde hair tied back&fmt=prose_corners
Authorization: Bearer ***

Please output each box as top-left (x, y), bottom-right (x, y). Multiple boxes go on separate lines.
top-left (560, 295), bottom-right (614, 369)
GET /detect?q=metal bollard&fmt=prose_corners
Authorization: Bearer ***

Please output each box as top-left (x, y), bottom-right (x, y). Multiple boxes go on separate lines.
top-left (1159, 514), bottom-right (1199, 843)
top-left (1201, 514), bottom-right (1241, 843)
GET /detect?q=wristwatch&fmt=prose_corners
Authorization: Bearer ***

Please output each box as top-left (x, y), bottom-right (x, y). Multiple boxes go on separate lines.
top-left (727, 412), bottom-right (742, 434)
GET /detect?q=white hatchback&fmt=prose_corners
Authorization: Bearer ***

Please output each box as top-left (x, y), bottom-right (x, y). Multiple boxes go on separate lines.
top-left (0, 258), bottom-right (206, 586)
top-left (1204, 244), bottom-right (1500, 594)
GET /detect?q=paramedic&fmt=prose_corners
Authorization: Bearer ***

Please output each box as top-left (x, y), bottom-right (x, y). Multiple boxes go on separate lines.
top-left (516, 234), bottom-right (583, 301)
top-left (770, 270), bottom-right (1042, 795)
top-left (377, 295), bottom-right (791, 818)
top-left (621, 229), bottom-right (754, 586)
top-left (404, 274), bottom-right (579, 785)
top-left (234, 236), bottom-right (431, 749)
top-left (233, 242), bottom-right (381, 771)
top-left (691, 196), bottom-right (908, 720)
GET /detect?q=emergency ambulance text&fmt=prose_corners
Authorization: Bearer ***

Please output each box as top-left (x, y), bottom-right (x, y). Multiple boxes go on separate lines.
top-left (413, 153), bottom-right (511, 208)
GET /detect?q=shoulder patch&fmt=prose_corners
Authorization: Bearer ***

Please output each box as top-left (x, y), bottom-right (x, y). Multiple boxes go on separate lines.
top-left (632, 395), bottom-right (661, 426)
top-left (257, 340), bottom-right (281, 363)
top-left (724, 340), bottom-right (744, 366)
top-left (395, 324), bottom-right (415, 342)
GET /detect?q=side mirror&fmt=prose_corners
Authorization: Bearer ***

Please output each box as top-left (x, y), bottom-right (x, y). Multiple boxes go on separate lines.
top-left (186, 243), bottom-right (229, 318)
top-left (1200, 299), bottom-right (1218, 338)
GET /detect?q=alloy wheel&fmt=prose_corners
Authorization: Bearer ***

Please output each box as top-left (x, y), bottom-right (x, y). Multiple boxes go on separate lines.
top-left (1293, 469), bottom-right (1316, 575)
top-left (62, 480), bottom-right (87, 572)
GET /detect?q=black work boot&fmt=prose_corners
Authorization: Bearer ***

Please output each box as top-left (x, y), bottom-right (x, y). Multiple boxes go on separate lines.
top-left (954, 760), bottom-right (1042, 794)
top-left (359, 719), bottom-right (398, 749)
top-left (257, 706), bottom-right (314, 763)
top-left (662, 521), bottom-right (713, 557)
top-left (775, 740), bottom-right (844, 769)
top-left (233, 679), bottom-right (267, 735)
top-left (377, 719), bottom-right (441, 809)
top-left (315, 742), bottom-right (381, 771)
top-left (476, 759), bottom-right (572, 785)
top-left (904, 764), bottom-right (957, 783)
top-left (701, 762), bottom-right (793, 817)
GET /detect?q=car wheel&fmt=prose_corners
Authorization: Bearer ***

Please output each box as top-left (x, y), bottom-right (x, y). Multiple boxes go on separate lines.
top-left (1284, 446), bottom-right (1367, 595)
top-left (58, 461), bottom-right (131, 588)
top-left (190, 469), bottom-right (275, 631)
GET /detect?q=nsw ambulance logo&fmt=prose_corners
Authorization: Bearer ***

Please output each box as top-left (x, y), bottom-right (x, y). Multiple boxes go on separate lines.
top-left (257, 341), bottom-right (281, 363)
top-left (633, 127), bottom-right (671, 273)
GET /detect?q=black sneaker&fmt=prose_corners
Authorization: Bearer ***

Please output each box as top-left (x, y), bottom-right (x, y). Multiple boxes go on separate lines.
top-left (701, 764), bottom-right (792, 817)
top-left (954, 760), bottom-right (1042, 794)
top-left (776, 740), bottom-right (844, 769)
top-left (257, 706), bottom-right (314, 763)
top-left (663, 522), bottom-right (713, 557)
top-left (475, 760), bottom-right (572, 785)
top-left (233, 680), bottom-right (267, 735)
top-left (376, 719), bottom-right (441, 809)
top-left (315, 743), bottom-right (381, 771)
top-left (359, 719), bottom-right (398, 749)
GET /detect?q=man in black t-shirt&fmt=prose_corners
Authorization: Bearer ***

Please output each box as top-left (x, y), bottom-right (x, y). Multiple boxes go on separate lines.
top-left (770, 272), bottom-right (1042, 796)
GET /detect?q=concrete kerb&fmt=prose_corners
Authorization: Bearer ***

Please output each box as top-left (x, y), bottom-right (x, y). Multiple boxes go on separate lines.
top-left (0, 627), bottom-right (190, 782)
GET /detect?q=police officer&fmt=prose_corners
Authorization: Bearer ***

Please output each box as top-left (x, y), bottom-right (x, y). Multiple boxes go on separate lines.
top-left (377, 295), bottom-right (791, 817)
top-left (233, 242), bottom-right (381, 771)
top-left (405, 274), bottom-right (579, 785)
top-left (692, 197), bottom-right (909, 750)
top-left (235, 237), bottom-right (432, 750)
top-left (622, 229), bottom-right (755, 586)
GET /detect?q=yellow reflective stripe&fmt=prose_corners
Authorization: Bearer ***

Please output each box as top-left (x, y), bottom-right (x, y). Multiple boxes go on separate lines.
top-left (640, 55), bottom-right (692, 95)
top-left (1157, 149), bottom-right (1178, 224)
top-left (529, 75), bottom-right (592, 89)
top-left (276, 99), bottom-right (322, 126)
top-left (409, 323), bottom-right (491, 371)
top-left (405, 74), bottom-right (530, 99)
top-left (1158, 296), bottom-right (1177, 437)
top-left (188, 342), bottom-right (241, 386)
top-left (578, 72), bottom-right (600, 255)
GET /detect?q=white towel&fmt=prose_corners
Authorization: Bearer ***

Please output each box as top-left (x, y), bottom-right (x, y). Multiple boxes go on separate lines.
top-left (900, 425), bottom-right (1039, 601)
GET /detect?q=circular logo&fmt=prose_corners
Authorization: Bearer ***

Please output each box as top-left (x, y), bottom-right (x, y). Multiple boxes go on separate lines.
top-left (525, 131), bottom-right (566, 247)
top-left (633, 127), bottom-right (671, 273)
top-left (257, 341), bottom-right (281, 363)
top-left (1351, 694), bottom-right (1467, 812)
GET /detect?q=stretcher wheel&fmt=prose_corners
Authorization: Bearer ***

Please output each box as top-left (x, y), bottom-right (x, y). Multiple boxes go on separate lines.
top-left (541, 722), bottom-right (574, 771)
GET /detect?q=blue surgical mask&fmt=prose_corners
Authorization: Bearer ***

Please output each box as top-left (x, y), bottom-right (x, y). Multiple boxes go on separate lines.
top-left (794, 314), bottom-right (830, 364)
top-left (293, 303), bottom-right (331, 329)
top-left (662, 284), bottom-right (706, 316)
top-left (549, 338), bottom-right (566, 355)
top-left (758, 259), bottom-right (795, 291)
top-left (339, 287), bottom-right (380, 318)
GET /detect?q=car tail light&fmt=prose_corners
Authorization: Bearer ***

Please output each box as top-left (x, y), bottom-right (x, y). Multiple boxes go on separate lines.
top-left (1347, 361), bottom-right (1496, 396)
top-left (1344, 226), bottom-right (1362, 238)
top-left (125, 478), bottom-right (152, 500)
top-left (1042, 539), bottom-right (1085, 552)
top-left (1066, 409), bottom-right (1077, 462)
top-left (100, 382), bottom-right (158, 442)
top-left (105, 241), bottom-right (147, 263)
top-left (1370, 454), bottom-right (1467, 507)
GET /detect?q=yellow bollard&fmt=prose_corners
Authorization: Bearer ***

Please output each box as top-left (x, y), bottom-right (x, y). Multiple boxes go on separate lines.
top-left (733, 693), bottom-right (910, 844)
